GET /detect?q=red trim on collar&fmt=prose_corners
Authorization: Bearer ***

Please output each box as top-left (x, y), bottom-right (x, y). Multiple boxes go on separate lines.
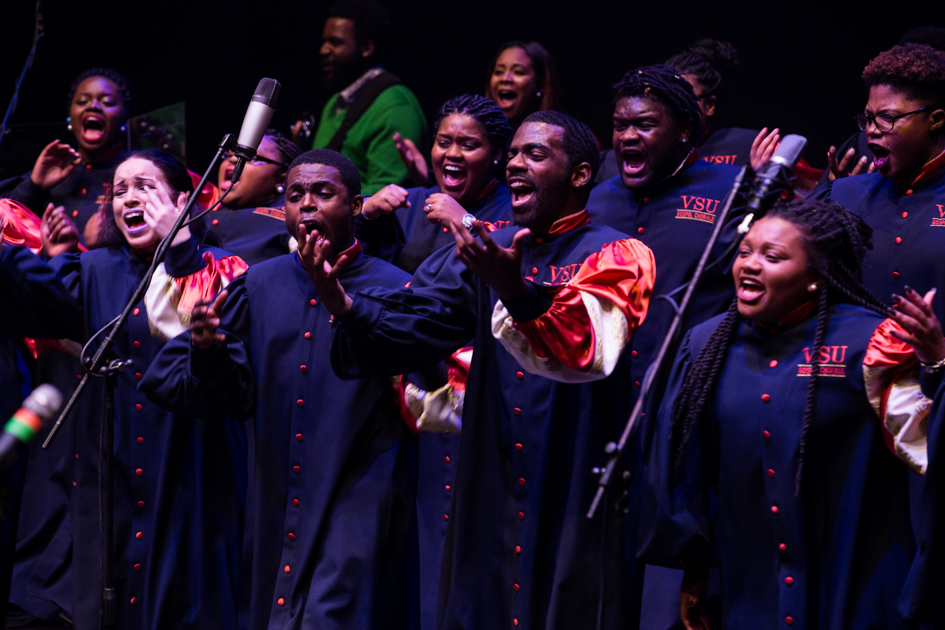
top-left (911, 150), bottom-right (945, 187)
top-left (679, 149), bottom-right (699, 173)
top-left (296, 239), bottom-right (362, 267)
top-left (752, 299), bottom-right (817, 333)
top-left (548, 210), bottom-right (590, 235)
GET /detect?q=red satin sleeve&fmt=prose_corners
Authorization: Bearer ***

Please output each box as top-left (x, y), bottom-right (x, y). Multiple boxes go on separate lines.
top-left (173, 251), bottom-right (249, 314)
top-left (512, 238), bottom-right (655, 371)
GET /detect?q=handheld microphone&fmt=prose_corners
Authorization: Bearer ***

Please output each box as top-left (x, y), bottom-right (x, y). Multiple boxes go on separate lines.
top-left (0, 384), bottom-right (62, 472)
top-left (230, 78), bottom-right (281, 186)
top-left (738, 134), bottom-right (808, 234)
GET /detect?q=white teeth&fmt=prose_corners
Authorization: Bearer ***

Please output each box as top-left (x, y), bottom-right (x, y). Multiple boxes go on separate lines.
top-left (444, 165), bottom-right (463, 173)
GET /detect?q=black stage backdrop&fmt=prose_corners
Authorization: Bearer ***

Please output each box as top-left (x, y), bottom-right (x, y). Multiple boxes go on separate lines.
top-left (0, 1), bottom-right (942, 178)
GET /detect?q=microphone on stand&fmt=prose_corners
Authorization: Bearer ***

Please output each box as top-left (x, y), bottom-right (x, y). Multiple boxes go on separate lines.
top-left (0, 384), bottom-right (62, 473)
top-left (229, 78), bottom-right (281, 186)
top-left (738, 134), bottom-right (808, 234)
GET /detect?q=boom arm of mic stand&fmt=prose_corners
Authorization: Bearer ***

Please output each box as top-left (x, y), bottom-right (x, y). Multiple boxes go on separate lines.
top-left (586, 165), bottom-right (748, 519)
top-left (42, 134), bottom-right (238, 449)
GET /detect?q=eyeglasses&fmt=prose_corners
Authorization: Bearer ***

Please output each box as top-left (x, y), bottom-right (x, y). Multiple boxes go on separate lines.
top-left (222, 150), bottom-right (287, 169)
top-left (854, 108), bottom-right (928, 133)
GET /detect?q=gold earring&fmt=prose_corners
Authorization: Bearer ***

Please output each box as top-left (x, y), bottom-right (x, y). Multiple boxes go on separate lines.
top-left (807, 282), bottom-right (819, 293)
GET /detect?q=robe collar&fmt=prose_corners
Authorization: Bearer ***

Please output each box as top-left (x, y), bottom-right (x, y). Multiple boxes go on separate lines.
top-left (751, 299), bottom-right (818, 335)
top-left (910, 149), bottom-right (945, 187)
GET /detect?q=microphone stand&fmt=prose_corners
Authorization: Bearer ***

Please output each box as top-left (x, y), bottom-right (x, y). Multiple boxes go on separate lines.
top-left (41, 133), bottom-right (239, 629)
top-left (587, 165), bottom-right (749, 519)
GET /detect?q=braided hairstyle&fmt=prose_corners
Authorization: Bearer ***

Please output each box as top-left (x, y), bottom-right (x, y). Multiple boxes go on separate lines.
top-left (612, 64), bottom-right (703, 148)
top-left (433, 94), bottom-right (514, 178)
top-left (264, 129), bottom-right (303, 166)
top-left (670, 198), bottom-right (891, 493)
top-left (665, 38), bottom-right (739, 99)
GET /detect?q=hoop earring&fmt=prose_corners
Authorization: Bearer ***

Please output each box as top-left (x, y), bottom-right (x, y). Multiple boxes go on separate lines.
top-left (276, 184), bottom-right (285, 194)
top-left (807, 282), bottom-right (819, 293)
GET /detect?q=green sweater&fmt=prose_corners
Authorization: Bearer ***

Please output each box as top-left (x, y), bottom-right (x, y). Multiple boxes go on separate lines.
top-left (312, 82), bottom-right (427, 195)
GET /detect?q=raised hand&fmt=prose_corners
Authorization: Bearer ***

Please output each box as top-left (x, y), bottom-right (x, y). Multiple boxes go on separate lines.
top-left (30, 140), bottom-right (81, 189)
top-left (362, 184), bottom-right (410, 219)
top-left (827, 146), bottom-right (875, 180)
top-left (144, 181), bottom-right (191, 246)
top-left (190, 290), bottom-right (229, 350)
top-left (449, 220), bottom-right (529, 302)
top-left (41, 203), bottom-right (80, 257)
top-left (297, 223), bottom-right (353, 315)
top-left (889, 287), bottom-right (945, 365)
top-left (393, 132), bottom-right (429, 186)
top-left (749, 127), bottom-right (780, 172)
top-left (423, 192), bottom-right (466, 229)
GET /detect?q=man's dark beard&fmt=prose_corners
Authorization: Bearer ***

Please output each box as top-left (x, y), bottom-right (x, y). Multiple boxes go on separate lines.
top-left (512, 176), bottom-right (572, 232)
top-left (320, 54), bottom-right (366, 94)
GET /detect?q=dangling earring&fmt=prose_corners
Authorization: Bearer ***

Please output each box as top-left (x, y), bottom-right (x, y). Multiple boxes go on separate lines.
top-left (807, 282), bottom-right (819, 293)
top-left (66, 117), bottom-right (72, 131)
top-left (276, 184), bottom-right (285, 194)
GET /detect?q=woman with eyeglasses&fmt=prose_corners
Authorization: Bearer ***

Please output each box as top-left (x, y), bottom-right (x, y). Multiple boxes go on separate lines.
top-left (814, 44), bottom-right (945, 324)
top-left (209, 129), bottom-right (303, 264)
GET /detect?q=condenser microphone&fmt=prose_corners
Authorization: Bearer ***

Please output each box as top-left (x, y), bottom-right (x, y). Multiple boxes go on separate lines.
top-left (739, 134), bottom-right (808, 234)
top-left (0, 384), bottom-right (62, 472)
top-left (230, 78), bottom-right (281, 186)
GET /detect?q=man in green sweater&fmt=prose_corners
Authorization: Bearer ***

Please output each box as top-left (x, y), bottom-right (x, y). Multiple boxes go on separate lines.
top-left (307, 0), bottom-right (427, 195)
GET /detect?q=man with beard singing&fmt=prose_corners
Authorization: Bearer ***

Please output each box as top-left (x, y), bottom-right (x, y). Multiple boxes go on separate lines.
top-left (307, 111), bottom-right (656, 629)
top-left (298, 0), bottom-right (427, 195)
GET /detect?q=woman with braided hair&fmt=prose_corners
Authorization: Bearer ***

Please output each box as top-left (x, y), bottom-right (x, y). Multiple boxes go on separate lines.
top-left (358, 93), bottom-right (513, 273)
top-left (639, 198), bottom-right (944, 629)
top-left (210, 129), bottom-right (303, 264)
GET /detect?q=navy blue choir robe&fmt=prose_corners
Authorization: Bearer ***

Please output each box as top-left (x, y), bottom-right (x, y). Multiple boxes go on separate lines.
top-left (588, 155), bottom-right (743, 627)
top-left (356, 180), bottom-right (512, 630)
top-left (595, 130), bottom-right (756, 184)
top-left (330, 211), bottom-right (656, 630)
top-left (1, 238), bottom-right (249, 630)
top-left (357, 181), bottom-right (512, 274)
top-left (813, 151), bottom-right (945, 322)
top-left (0, 245), bottom-right (81, 621)
top-left (0, 154), bottom-right (125, 243)
top-left (207, 194), bottom-right (294, 265)
top-left (141, 244), bottom-right (416, 630)
top-left (640, 303), bottom-right (932, 629)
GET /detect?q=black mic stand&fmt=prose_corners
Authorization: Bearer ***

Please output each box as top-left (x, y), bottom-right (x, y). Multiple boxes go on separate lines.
top-left (587, 165), bottom-right (749, 519)
top-left (41, 133), bottom-right (240, 629)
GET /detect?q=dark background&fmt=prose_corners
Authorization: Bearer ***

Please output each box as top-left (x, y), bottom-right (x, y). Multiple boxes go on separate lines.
top-left (0, 0), bottom-right (942, 178)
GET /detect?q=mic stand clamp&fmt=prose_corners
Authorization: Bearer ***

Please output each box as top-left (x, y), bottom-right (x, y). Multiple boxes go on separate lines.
top-left (587, 166), bottom-right (750, 519)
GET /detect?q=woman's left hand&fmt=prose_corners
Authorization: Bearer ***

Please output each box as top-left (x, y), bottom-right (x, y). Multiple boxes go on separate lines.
top-left (423, 193), bottom-right (467, 230)
top-left (889, 287), bottom-right (945, 365)
top-left (145, 182), bottom-right (191, 246)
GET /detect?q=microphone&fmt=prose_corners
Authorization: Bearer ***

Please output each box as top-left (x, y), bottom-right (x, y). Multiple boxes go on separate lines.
top-left (0, 384), bottom-right (62, 472)
top-left (230, 78), bottom-right (281, 186)
top-left (738, 134), bottom-right (808, 234)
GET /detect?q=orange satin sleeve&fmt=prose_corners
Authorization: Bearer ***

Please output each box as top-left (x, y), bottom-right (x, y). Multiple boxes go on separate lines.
top-left (864, 318), bottom-right (919, 456)
top-left (173, 251), bottom-right (248, 314)
top-left (189, 171), bottom-right (221, 211)
top-left (512, 238), bottom-right (655, 371)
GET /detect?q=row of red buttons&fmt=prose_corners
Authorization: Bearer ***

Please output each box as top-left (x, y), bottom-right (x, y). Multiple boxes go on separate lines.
top-left (762, 421), bottom-right (796, 623)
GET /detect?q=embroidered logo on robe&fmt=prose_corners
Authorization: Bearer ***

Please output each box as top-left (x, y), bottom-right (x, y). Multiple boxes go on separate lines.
top-left (798, 345), bottom-right (849, 377)
top-left (253, 207), bottom-right (286, 221)
top-left (702, 154), bottom-right (738, 165)
top-left (675, 195), bottom-right (722, 224)
top-left (549, 263), bottom-right (581, 284)
top-left (932, 204), bottom-right (945, 227)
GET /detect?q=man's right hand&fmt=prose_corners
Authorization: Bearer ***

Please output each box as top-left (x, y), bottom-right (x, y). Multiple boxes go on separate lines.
top-left (362, 184), bottom-right (410, 219)
top-left (297, 224), bottom-right (353, 316)
top-left (191, 290), bottom-right (228, 350)
top-left (30, 140), bottom-right (81, 189)
top-left (41, 203), bottom-right (80, 257)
